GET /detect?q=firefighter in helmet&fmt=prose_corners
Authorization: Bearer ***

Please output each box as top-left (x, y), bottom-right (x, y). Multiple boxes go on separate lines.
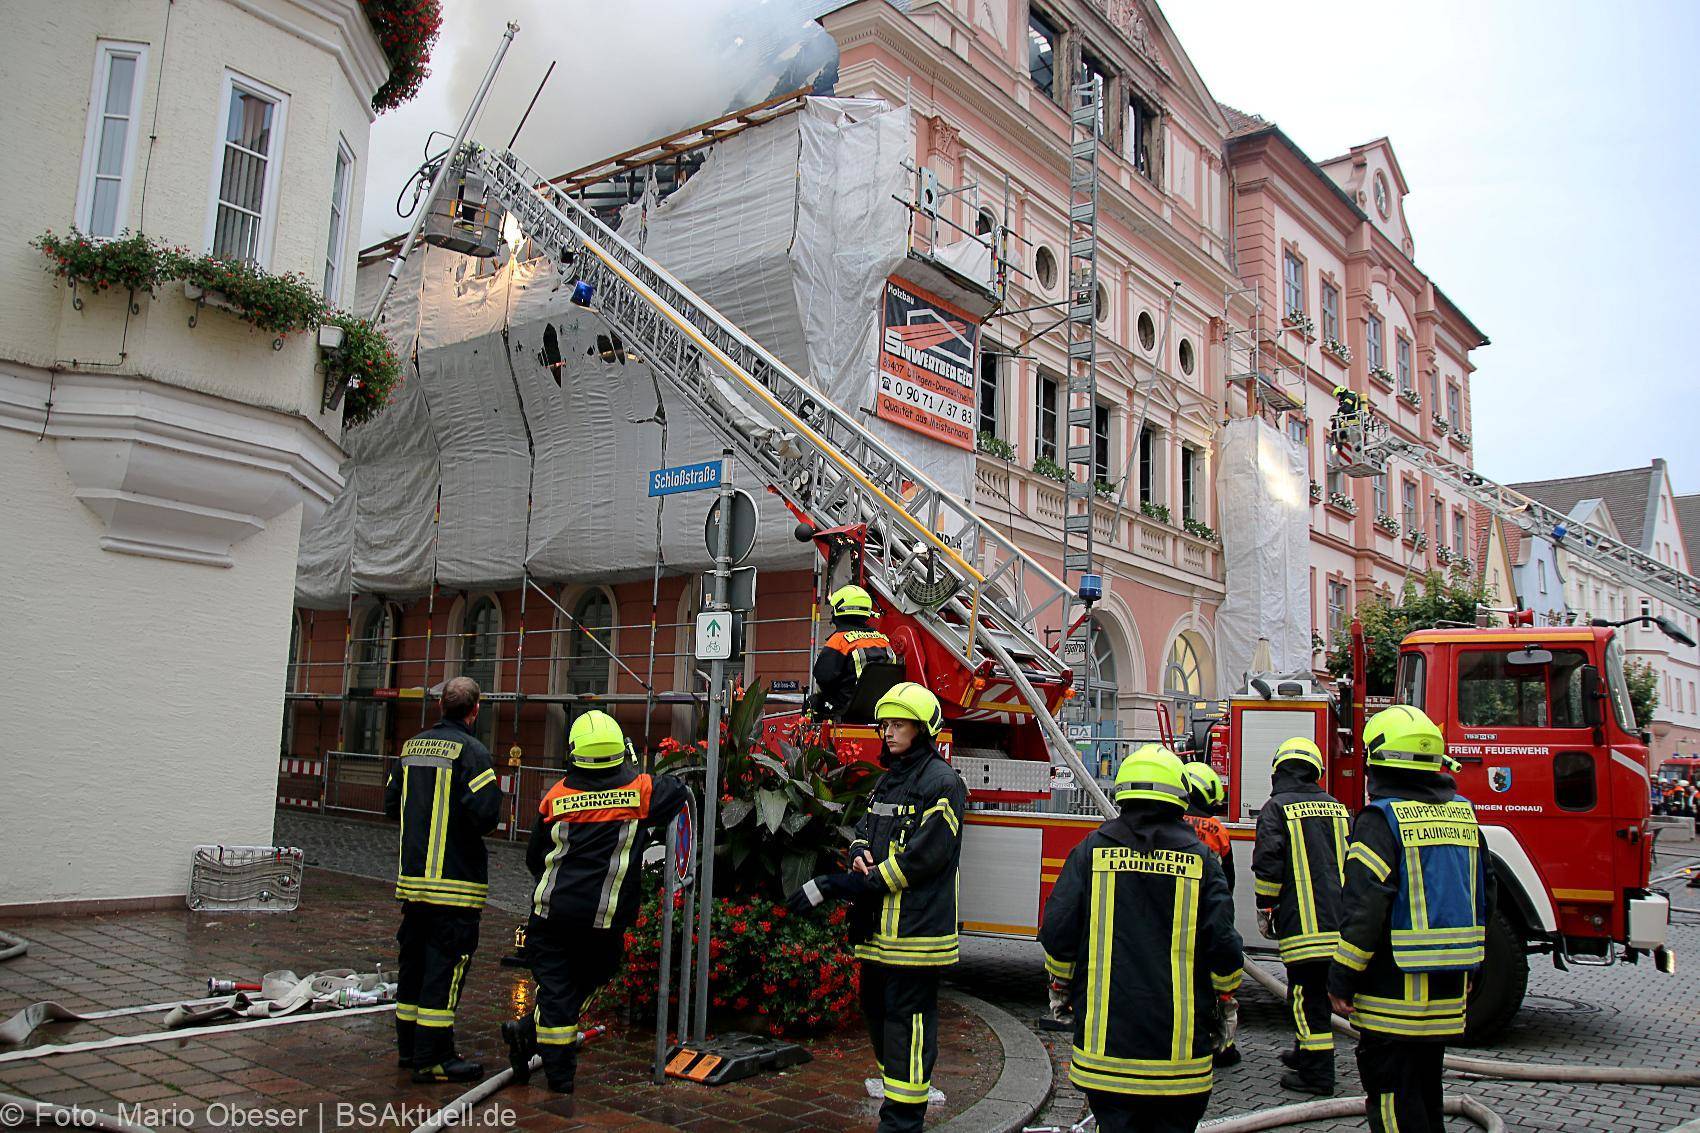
top-left (807, 584), bottom-right (896, 719)
top-left (1180, 760), bottom-right (1241, 1068)
top-left (1039, 745), bottom-right (1244, 1133)
top-left (501, 711), bottom-right (689, 1093)
top-left (1328, 706), bottom-right (1492, 1133)
top-left (1332, 384), bottom-right (1364, 420)
top-left (384, 676), bottom-right (504, 1083)
top-left (789, 682), bottom-right (965, 1133)
top-left (1251, 736), bottom-right (1349, 1096)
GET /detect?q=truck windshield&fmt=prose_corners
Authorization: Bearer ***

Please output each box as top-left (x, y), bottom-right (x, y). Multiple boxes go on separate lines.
top-left (1396, 651), bottom-right (1426, 709)
top-left (1605, 635), bottom-right (1637, 732)
top-left (1456, 649), bottom-right (1588, 727)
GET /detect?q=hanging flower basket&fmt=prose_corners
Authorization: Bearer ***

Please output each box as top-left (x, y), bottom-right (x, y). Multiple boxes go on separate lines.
top-left (362, 0), bottom-right (444, 113)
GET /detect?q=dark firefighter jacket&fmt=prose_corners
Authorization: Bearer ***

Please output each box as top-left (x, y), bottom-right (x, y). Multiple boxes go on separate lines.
top-left (1039, 803), bottom-right (1244, 1097)
top-left (1251, 767), bottom-right (1349, 963)
top-left (848, 743), bottom-right (967, 967)
top-left (526, 762), bottom-right (690, 929)
top-left (1327, 767), bottom-right (1493, 1040)
top-left (384, 718), bottom-right (503, 908)
top-left (1183, 808), bottom-right (1235, 894)
top-left (808, 616), bottom-right (895, 717)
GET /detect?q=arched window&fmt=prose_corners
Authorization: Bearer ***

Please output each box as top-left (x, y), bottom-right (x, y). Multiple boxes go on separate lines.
top-left (460, 596), bottom-right (501, 749)
top-left (346, 603), bottom-right (396, 754)
top-left (565, 589), bottom-right (615, 700)
top-left (1164, 631), bottom-right (1213, 698)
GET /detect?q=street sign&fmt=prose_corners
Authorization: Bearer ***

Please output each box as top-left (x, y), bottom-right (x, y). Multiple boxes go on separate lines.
top-left (649, 458), bottom-right (726, 497)
top-left (1061, 638), bottom-right (1087, 663)
top-left (703, 566), bottom-right (757, 612)
top-left (770, 679), bottom-right (801, 693)
top-left (1065, 721), bottom-right (1092, 741)
top-left (673, 805), bottom-right (695, 885)
top-left (704, 489), bottom-right (759, 567)
top-left (695, 611), bottom-right (735, 661)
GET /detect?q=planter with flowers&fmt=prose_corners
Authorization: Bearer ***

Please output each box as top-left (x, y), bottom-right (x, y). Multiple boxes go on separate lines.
top-left (1032, 455), bottom-right (1072, 483)
top-left (1397, 387), bottom-right (1422, 409)
top-left (1322, 338), bottom-right (1352, 364)
top-left (1094, 480), bottom-right (1117, 500)
top-left (32, 229), bottom-right (172, 311)
top-left (1183, 517), bottom-right (1219, 543)
top-left (1326, 492), bottom-right (1358, 516)
top-left (1431, 413), bottom-right (1451, 436)
top-left (1437, 546), bottom-right (1461, 567)
top-left (361, 0), bottom-right (444, 113)
top-left (1309, 480), bottom-right (1324, 505)
top-left (977, 432), bottom-right (1016, 460)
top-left (1140, 500), bottom-right (1172, 524)
top-left (1406, 531), bottom-right (1428, 551)
top-left (1369, 365), bottom-right (1394, 387)
top-left (1452, 430), bottom-right (1472, 448)
top-left (1282, 312), bottom-right (1315, 338)
top-left (1374, 513), bottom-right (1401, 537)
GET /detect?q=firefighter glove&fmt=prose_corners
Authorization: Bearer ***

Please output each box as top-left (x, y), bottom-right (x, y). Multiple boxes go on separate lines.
top-left (1047, 979), bottom-right (1072, 1022)
top-left (1212, 994), bottom-right (1239, 1052)
top-left (1256, 907), bottom-right (1277, 939)
top-left (786, 871), bottom-right (873, 913)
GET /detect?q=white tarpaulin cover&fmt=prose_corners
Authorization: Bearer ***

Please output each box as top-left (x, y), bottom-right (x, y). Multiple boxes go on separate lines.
top-left (1214, 417), bottom-right (1311, 694)
top-left (296, 97), bottom-right (982, 606)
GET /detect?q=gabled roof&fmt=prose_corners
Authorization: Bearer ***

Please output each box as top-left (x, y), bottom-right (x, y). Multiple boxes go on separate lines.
top-left (1218, 102), bottom-right (1267, 137)
top-left (1510, 463), bottom-right (1662, 552)
top-left (1676, 493), bottom-right (1700, 568)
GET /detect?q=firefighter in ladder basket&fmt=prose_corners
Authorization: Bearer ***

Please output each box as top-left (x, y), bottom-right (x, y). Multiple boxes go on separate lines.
top-left (384, 676), bottom-right (504, 1084)
top-left (1328, 706), bottom-right (1492, 1133)
top-left (806, 584), bottom-right (896, 720)
top-left (1039, 744), bottom-right (1245, 1133)
top-left (1251, 736), bottom-right (1349, 1096)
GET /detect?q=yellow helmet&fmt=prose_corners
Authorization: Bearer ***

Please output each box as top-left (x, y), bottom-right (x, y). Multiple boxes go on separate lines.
top-left (1273, 736), bottom-right (1325, 776)
top-left (1181, 761), bottom-right (1226, 810)
top-left (1364, 705), bottom-right (1447, 773)
top-left (829, 584), bottom-right (875, 618)
top-left (874, 681), bottom-right (943, 737)
top-left (568, 710), bottom-right (630, 769)
top-left (1113, 743), bottom-right (1189, 808)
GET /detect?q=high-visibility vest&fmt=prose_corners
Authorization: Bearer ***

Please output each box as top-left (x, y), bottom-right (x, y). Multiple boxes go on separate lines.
top-left (1368, 797), bottom-right (1487, 972)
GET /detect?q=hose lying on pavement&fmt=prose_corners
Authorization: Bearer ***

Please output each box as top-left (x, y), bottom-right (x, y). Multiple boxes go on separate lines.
top-left (410, 1027), bottom-right (605, 1133)
top-left (1198, 1093), bottom-right (1504, 1133)
top-left (1243, 958), bottom-right (1700, 1086)
top-left (0, 1090), bottom-right (156, 1132)
top-left (0, 931), bottom-right (27, 963)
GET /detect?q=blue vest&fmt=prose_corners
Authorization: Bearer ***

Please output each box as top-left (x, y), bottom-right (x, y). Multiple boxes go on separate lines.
top-left (1368, 797), bottom-right (1487, 972)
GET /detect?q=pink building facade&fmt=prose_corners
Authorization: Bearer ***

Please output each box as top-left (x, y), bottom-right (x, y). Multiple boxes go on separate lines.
top-left (1224, 116), bottom-right (1490, 661)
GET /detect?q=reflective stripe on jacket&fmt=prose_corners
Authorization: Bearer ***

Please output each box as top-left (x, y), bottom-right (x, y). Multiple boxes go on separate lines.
top-left (1038, 808), bottom-right (1244, 1097)
top-left (384, 720), bottom-right (503, 908)
top-left (809, 618), bottom-right (895, 715)
top-left (848, 746), bottom-right (966, 967)
top-left (1251, 772), bottom-right (1348, 963)
top-left (1369, 797), bottom-right (1487, 971)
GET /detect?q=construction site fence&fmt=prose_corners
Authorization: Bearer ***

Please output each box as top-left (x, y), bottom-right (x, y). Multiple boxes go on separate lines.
top-left (277, 753), bottom-right (571, 842)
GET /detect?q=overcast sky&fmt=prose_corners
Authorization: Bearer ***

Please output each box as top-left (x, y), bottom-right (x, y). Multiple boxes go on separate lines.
top-left (362, 1), bottom-right (1700, 492)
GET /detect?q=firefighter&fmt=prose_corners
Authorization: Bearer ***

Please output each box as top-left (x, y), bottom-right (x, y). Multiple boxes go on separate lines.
top-left (383, 675), bottom-right (504, 1083)
top-left (1328, 706), bottom-right (1492, 1133)
top-left (788, 682), bottom-right (965, 1133)
top-left (501, 710), bottom-right (689, 1093)
top-left (1332, 384), bottom-right (1364, 420)
top-left (1251, 736), bottom-right (1349, 1096)
top-left (1039, 745), bottom-right (1244, 1133)
top-left (807, 584), bottom-right (896, 719)
top-left (1180, 760), bottom-right (1240, 1068)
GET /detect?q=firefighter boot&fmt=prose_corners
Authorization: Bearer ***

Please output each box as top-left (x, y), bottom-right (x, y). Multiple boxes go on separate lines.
top-left (395, 1018), bottom-right (417, 1069)
top-left (541, 1046), bottom-right (578, 1094)
top-left (1279, 1050), bottom-right (1334, 1096)
top-left (413, 1057), bottom-right (485, 1085)
top-left (1279, 1047), bottom-right (1300, 1070)
top-left (501, 1018), bottom-right (536, 1085)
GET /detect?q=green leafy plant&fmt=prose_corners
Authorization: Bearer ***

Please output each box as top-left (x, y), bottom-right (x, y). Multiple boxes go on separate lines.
top-left (1623, 659), bottom-right (1660, 729)
top-left (362, 0), bottom-right (444, 113)
top-left (171, 253), bottom-right (324, 337)
top-left (1139, 499), bottom-right (1171, 523)
top-left (976, 432), bottom-right (1016, 460)
top-left (1032, 455), bottom-right (1072, 483)
top-left (1094, 479), bottom-right (1116, 499)
top-left (1183, 517), bottom-right (1218, 542)
top-left (32, 229), bottom-right (173, 295)
top-left (1327, 570), bottom-right (1490, 694)
top-left (322, 311), bottom-right (404, 427)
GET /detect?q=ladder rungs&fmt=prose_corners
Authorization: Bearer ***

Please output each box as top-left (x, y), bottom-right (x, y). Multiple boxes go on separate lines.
top-left (1066, 480), bottom-right (1097, 500)
top-left (1070, 202), bottom-right (1096, 222)
top-left (1070, 239), bottom-right (1095, 259)
top-left (1071, 138), bottom-right (1096, 158)
top-left (1066, 444), bottom-right (1094, 463)
top-left (1064, 514), bottom-right (1092, 533)
top-left (1068, 340), bottom-right (1095, 360)
top-left (1064, 553), bottom-right (1094, 573)
top-left (1069, 304), bottom-right (1095, 321)
top-left (1067, 409), bottom-right (1095, 429)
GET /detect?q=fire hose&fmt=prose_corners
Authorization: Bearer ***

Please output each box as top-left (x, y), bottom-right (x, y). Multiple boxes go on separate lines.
top-left (1243, 957), bottom-right (1700, 1086)
top-left (0, 931), bottom-right (26, 963)
top-left (1198, 1093), bottom-right (1506, 1132)
top-left (408, 1026), bottom-right (606, 1133)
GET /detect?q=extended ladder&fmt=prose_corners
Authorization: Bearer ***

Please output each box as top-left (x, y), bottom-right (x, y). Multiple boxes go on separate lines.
top-left (1332, 416), bottom-right (1700, 618)
top-left (475, 147), bottom-right (1112, 807)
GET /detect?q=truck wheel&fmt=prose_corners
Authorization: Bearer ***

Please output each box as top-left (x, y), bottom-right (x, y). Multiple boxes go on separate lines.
top-left (1462, 909), bottom-right (1528, 1044)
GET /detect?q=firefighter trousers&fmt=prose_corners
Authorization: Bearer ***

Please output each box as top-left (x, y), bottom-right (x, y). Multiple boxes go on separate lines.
top-left (1357, 1031), bottom-right (1446, 1133)
top-left (1082, 1089), bottom-right (1209, 1133)
top-left (1285, 960), bottom-right (1335, 1085)
top-left (395, 903), bottom-right (480, 1066)
top-left (516, 918), bottom-right (625, 1089)
top-left (860, 962), bottom-right (939, 1133)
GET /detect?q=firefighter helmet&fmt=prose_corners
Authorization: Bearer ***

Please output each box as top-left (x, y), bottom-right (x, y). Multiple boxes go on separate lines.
top-left (1273, 736), bottom-right (1325, 776)
top-left (874, 681), bottom-right (943, 737)
top-left (1181, 761), bottom-right (1226, 810)
top-left (568, 710), bottom-right (631, 769)
top-left (1113, 744), bottom-right (1190, 808)
top-left (828, 584), bottom-right (875, 618)
top-left (1364, 705), bottom-right (1448, 773)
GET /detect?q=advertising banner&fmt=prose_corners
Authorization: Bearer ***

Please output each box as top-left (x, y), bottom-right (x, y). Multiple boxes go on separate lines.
top-left (875, 278), bottom-right (979, 450)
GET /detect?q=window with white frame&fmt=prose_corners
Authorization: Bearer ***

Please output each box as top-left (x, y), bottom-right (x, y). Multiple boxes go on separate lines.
top-left (1396, 336), bottom-right (1413, 391)
top-left (1434, 500), bottom-right (1446, 546)
top-left (323, 140), bottom-right (354, 299)
top-left (1447, 383), bottom-right (1462, 429)
top-left (1327, 580), bottom-right (1350, 646)
top-left (1320, 282), bottom-right (1340, 344)
top-left (1093, 402), bottom-right (1111, 485)
top-left (1181, 445), bottom-right (1200, 521)
top-left (978, 346), bottom-right (1001, 439)
top-left (1402, 478), bottom-right (1418, 532)
top-left (209, 72), bottom-right (288, 265)
top-left (1373, 474), bottom-right (1389, 518)
top-left (1367, 314), bottom-right (1384, 371)
top-left (1036, 374), bottom-right (1059, 462)
top-left (1283, 250), bottom-right (1304, 318)
top-left (1453, 508), bottom-right (1466, 556)
top-left (77, 41), bottom-right (149, 238)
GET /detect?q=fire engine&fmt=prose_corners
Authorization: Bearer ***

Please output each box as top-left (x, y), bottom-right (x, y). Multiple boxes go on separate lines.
top-left (452, 137), bottom-right (1683, 1044)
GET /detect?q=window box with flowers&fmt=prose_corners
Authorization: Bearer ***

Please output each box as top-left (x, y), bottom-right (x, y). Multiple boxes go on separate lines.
top-left (977, 432), bottom-right (1016, 460)
top-left (1094, 480), bottom-right (1117, 500)
top-left (1282, 312), bottom-right (1315, 337)
top-left (1032, 455), bottom-right (1072, 483)
top-left (1139, 500), bottom-right (1172, 524)
top-left (361, 0), bottom-right (445, 113)
top-left (1436, 546), bottom-right (1460, 566)
top-left (1374, 513), bottom-right (1401, 536)
top-left (1406, 531), bottom-right (1428, 551)
top-left (1183, 517), bottom-right (1219, 543)
top-left (1326, 492), bottom-right (1358, 516)
top-left (1309, 480), bottom-right (1324, 505)
top-left (1452, 430), bottom-right (1472, 448)
top-left (1431, 414), bottom-right (1451, 436)
top-left (1322, 338), bottom-right (1352, 364)
top-left (1369, 366), bottom-right (1395, 387)
top-left (1397, 387), bottom-right (1422, 409)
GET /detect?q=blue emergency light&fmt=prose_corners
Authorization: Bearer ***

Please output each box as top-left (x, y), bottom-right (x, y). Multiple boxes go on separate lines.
top-left (1078, 573), bottom-right (1103, 603)
top-left (570, 279), bottom-right (596, 307)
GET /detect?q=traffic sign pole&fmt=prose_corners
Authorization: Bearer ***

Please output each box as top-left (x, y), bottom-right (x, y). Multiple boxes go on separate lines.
top-left (692, 449), bottom-right (735, 1043)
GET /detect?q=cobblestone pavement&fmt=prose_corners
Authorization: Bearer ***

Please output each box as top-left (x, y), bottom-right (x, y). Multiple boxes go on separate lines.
top-left (0, 867), bottom-right (998, 1132)
top-left (271, 813), bottom-right (1700, 1131)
